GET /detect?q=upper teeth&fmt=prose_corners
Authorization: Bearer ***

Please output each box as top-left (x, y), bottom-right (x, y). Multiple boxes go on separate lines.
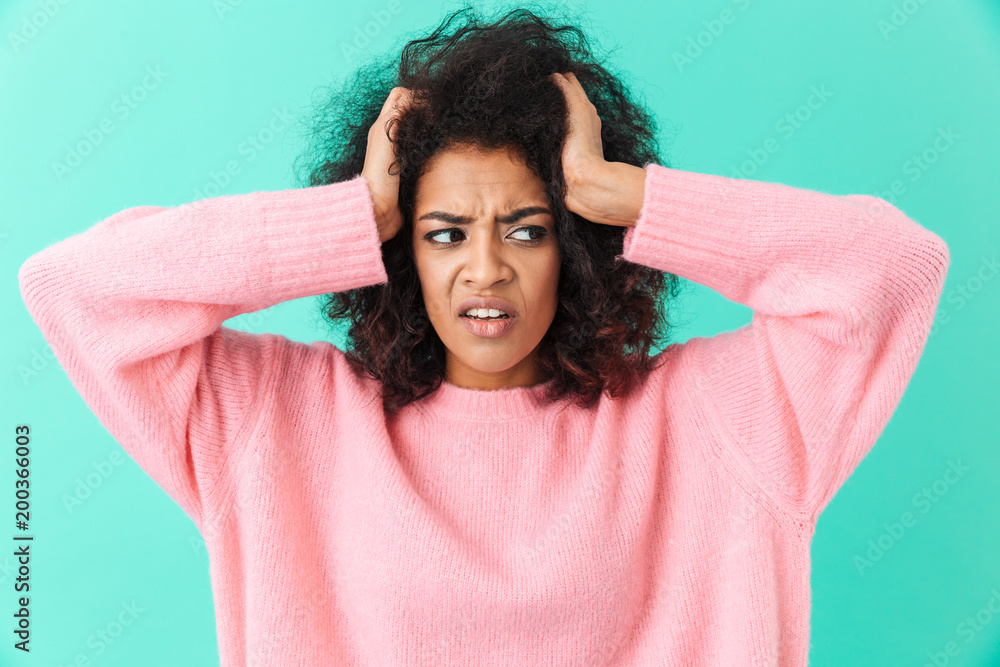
top-left (465, 308), bottom-right (507, 318)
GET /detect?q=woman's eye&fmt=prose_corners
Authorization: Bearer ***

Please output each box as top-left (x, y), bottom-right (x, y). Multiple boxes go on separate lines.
top-left (509, 226), bottom-right (548, 243)
top-left (425, 226), bottom-right (548, 246)
top-left (426, 228), bottom-right (464, 244)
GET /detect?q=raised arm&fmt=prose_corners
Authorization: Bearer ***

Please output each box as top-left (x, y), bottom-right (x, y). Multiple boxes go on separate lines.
top-left (17, 175), bottom-right (388, 530)
top-left (613, 162), bottom-right (949, 522)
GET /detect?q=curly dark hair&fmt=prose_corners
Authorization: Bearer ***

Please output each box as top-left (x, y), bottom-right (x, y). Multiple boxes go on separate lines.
top-left (291, 3), bottom-right (686, 413)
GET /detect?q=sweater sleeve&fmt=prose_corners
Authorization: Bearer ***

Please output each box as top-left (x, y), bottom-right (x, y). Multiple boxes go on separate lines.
top-left (17, 175), bottom-right (388, 532)
top-left (622, 163), bottom-right (950, 522)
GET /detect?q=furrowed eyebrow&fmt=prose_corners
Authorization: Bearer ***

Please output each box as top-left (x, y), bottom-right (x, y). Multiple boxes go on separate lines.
top-left (417, 206), bottom-right (552, 225)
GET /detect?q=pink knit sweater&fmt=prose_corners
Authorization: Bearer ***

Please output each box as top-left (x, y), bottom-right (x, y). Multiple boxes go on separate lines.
top-left (18, 163), bottom-right (949, 666)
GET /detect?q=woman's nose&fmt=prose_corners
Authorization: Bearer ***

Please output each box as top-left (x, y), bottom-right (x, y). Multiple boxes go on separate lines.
top-left (463, 230), bottom-right (511, 284)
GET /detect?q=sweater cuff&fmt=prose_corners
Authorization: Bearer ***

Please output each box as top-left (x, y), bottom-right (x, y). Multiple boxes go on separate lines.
top-left (257, 174), bottom-right (389, 303)
top-left (621, 163), bottom-right (765, 286)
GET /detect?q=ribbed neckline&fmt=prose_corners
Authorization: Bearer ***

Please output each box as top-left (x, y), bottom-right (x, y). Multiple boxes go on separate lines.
top-left (415, 376), bottom-right (565, 421)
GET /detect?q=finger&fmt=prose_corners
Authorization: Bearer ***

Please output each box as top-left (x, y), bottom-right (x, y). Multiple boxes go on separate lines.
top-left (392, 87), bottom-right (412, 104)
top-left (385, 87), bottom-right (410, 113)
top-left (550, 72), bottom-right (572, 92)
top-left (564, 73), bottom-right (588, 99)
top-left (391, 89), bottom-right (417, 118)
top-left (555, 73), bottom-right (587, 106)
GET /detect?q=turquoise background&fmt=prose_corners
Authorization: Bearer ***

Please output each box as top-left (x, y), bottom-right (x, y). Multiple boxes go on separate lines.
top-left (2, 0), bottom-right (998, 664)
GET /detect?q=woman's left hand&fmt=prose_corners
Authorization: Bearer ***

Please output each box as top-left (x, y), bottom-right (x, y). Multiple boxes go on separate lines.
top-left (550, 72), bottom-right (607, 195)
top-left (550, 71), bottom-right (644, 227)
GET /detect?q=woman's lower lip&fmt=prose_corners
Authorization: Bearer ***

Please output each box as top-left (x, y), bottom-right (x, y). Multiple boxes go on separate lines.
top-left (460, 315), bottom-right (515, 338)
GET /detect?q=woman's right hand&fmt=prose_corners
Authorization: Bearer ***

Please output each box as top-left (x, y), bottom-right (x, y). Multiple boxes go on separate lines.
top-left (361, 86), bottom-right (417, 243)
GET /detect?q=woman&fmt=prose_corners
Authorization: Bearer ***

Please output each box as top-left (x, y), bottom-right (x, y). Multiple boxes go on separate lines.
top-left (18, 6), bottom-right (949, 666)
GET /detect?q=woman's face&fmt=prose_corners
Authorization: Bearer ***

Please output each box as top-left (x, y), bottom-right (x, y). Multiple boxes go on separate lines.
top-left (412, 143), bottom-right (561, 390)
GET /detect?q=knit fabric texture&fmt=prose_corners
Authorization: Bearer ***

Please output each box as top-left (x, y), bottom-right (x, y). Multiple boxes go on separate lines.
top-left (18, 163), bottom-right (950, 665)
